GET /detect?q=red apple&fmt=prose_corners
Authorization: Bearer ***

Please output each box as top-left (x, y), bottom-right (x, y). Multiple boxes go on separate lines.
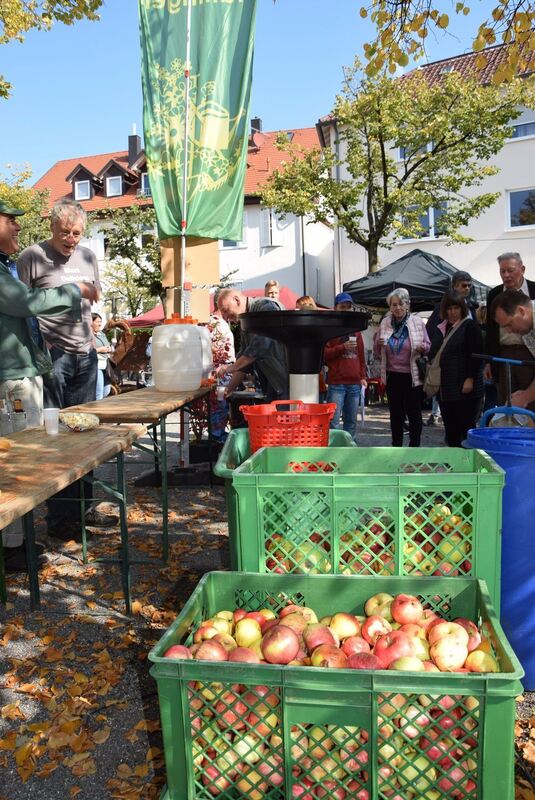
top-left (195, 640), bottom-right (229, 662)
top-left (228, 646), bottom-right (262, 664)
top-left (374, 630), bottom-right (414, 668)
top-left (261, 624), bottom-right (300, 665)
top-left (303, 623), bottom-right (338, 653)
top-left (279, 612), bottom-right (309, 636)
top-left (214, 688), bottom-right (247, 730)
top-left (391, 594), bottom-right (424, 625)
top-left (212, 632), bottom-right (237, 652)
top-left (453, 617), bottom-right (482, 652)
top-left (244, 686), bottom-right (280, 738)
top-left (428, 621), bottom-right (469, 647)
top-left (347, 652), bottom-right (384, 670)
top-left (201, 763), bottom-right (232, 795)
top-left (341, 636), bottom-right (370, 657)
top-left (163, 644), bottom-right (193, 659)
top-left (310, 644), bottom-right (348, 669)
top-left (361, 615), bottom-right (392, 645)
top-left (329, 612), bottom-right (361, 640)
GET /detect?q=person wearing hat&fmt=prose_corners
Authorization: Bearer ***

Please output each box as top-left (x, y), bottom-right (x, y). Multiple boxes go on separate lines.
top-left (0, 200), bottom-right (97, 572)
top-left (324, 292), bottom-right (367, 442)
top-left (425, 270), bottom-right (479, 425)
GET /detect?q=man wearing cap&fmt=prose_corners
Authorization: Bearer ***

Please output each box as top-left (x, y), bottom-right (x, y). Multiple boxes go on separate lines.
top-left (491, 289), bottom-right (535, 411)
top-left (485, 252), bottom-right (535, 406)
top-left (323, 292), bottom-right (367, 442)
top-left (425, 271), bottom-right (479, 425)
top-left (0, 200), bottom-right (97, 572)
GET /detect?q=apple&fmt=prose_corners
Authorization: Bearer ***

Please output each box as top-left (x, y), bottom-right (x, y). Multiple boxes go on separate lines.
top-left (234, 766), bottom-right (269, 800)
top-left (329, 612), bottom-right (361, 640)
top-left (212, 632), bottom-right (237, 652)
top-left (397, 704), bottom-right (431, 738)
top-left (228, 646), bottom-right (262, 664)
top-left (364, 592), bottom-right (394, 621)
top-left (438, 533), bottom-right (469, 564)
top-left (202, 763), bottom-right (232, 796)
top-left (418, 609), bottom-right (440, 632)
top-left (374, 631), bottom-right (414, 668)
top-left (398, 755), bottom-right (436, 793)
top-left (279, 612), bottom-right (309, 636)
top-left (453, 617), bottom-right (482, 652)
top-left (361, 615), bottom-right (392, 645)
top-left (257, 752), bottom-right (284, 787)
top-left (399, 623), bottom-right (427, 640)
top-left (195, 640), bottom-right (228, 662)
top-left (315, 780), bottom-right (347, 800)
top-left (310, 644), bottom-right (348, 669)
top-left (214, 609), bottom-right (233, 622)
top-left (210, 617), bottom-right (233, 635)
top-left (430, 637), bottom-right (468, 671)
top-left (341, 636), bottom-right (370, 657)
top-left (245, 611), bottom-right (266, 627)
top-left (422, 660), bottom-right (440, 672)
top-left (389, 656), bottom-right (425, 671)
top-left (193, 624), bottom-right (219, 643)
top-left (233, 733), bottom-right (265, 764)
top-left (235, 618), bottom-right (262, 648)
top-left (465, 649), bottom-right (500, 673)
top-left (303, 623), bottom-right (338, 653)
top-left (291, 782), bottom-right (314, 799)
top-left (309, 754), bottom-right (345, 783)
top-left (278, 604), bottom-right (318, 623)
top-left (391, 594), bottom-right (424, 625)
top-left (428, 622), bottom-right (469, 648)
top-left (163, 644), bottom-right (193, 659)
top-left (347, 652), bottom-right (384, 670)
top-left (261, 624), bottom-right (300, 665)
top-left (306, 725), bottom-right (334, 759)
top-left (214, 688), bottom-right (248, 730)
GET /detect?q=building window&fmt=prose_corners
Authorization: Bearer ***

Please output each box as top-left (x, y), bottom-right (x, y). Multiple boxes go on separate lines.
top-left (220, 213), bottom-right (247, 248)
top-left (106, 176), bottom-right (123, 197)
top-left (74, 180), bottom-right (90, 201)
top-left (509, 189), bottom-right (535, 228)
top-left (511, 122), bottom-right (535, 139)
top-left (140, 172), bottom-right (151, 196)
top-left (260, 207), bottom-right (285, 247)
top-left (401, 203), bottom-right (446, 239)
top-left (398, 142), bottom-right (431, 161)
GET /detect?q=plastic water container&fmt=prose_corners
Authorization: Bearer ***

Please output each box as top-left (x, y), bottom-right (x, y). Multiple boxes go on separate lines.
top-left (464, 420), bottom-right (535, 689)
top-left (151, 315), bottom-right (213, 392)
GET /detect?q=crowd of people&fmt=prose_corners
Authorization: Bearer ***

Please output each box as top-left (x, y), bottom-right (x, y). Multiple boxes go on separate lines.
top-left (1, 187), bottom-right (534, 571)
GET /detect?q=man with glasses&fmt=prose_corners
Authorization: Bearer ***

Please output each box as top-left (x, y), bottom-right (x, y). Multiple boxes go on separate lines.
top-left (17, 199), bottom-right (118, 539)
top-left (425, 271), bottom-right (478, 425)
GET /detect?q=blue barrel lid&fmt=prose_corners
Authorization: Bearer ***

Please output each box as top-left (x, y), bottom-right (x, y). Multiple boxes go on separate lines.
top-left (465, 427), bottom-right (535, 457)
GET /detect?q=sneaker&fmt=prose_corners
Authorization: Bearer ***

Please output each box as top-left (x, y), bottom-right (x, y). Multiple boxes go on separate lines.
top-left (85, 508), bottom-right (119, 528)
top-left (426, 415), bottom-right (437, 426)
top-left (4, 543), bottom-right (47, 573)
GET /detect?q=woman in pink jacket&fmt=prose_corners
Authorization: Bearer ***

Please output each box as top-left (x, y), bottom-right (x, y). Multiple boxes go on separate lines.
top-left (374, 288), bottom-right (430, 447)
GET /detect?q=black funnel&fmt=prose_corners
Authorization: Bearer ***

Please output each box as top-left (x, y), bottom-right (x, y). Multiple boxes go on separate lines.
top-left (240, 310), bottom-right (370, 374)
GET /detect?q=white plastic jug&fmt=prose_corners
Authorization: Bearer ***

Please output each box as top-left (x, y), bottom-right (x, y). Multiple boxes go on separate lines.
top-left (151, 316), bottom-right (213, 392)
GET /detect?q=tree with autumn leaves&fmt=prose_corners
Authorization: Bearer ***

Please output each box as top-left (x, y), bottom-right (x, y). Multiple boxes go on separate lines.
top-left (261, 62), bottom-right (534, 272)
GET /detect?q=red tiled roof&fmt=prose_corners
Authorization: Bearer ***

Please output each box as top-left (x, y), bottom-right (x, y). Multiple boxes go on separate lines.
top-left (34, 128), bottom-right (320, 211)
top-left (406, 42), bottom-right (534, 86)
top-left (244, 127), bottom-right (320, 195)
top-left (34, 151), bottom-right (150, 213)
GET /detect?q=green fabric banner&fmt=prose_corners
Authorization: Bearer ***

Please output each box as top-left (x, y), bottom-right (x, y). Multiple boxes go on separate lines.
top-left (139, 0), bottom-right (257, 242)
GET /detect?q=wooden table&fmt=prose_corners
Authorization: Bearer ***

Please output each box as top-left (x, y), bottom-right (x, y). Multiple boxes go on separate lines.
top-left (66, 386), bottom-right (213, 561)
top-left (0, 423), bottom-right (145, 611)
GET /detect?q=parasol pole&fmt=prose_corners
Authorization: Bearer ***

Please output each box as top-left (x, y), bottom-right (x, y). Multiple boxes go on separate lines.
top-left (179, 0), bottom-right (193, 317)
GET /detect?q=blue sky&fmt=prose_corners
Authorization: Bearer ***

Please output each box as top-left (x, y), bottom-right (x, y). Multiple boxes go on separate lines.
top-left (0, 0), bottom-right (489, 184)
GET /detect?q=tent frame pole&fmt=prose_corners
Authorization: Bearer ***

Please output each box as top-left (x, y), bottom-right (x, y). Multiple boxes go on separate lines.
top-left (178, 0), bottom-right (193, 317)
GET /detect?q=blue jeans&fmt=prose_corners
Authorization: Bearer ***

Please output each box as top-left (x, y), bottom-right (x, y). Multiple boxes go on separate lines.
top-left (327, 384), bottom-right (361, 441)
top-left (43, 347), bottom-right (98, 531)
top-left (96, 368), bottom-right (111, 401)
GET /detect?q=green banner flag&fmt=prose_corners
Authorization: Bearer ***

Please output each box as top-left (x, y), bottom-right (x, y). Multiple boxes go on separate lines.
top-left (139, 0), bottom-right (257, 242)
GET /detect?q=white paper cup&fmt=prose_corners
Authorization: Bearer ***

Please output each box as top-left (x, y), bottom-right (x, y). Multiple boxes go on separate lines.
top-left (43, 408), bottom-right (60, 435)
top-left (216, 386), bottom-right (226, 402)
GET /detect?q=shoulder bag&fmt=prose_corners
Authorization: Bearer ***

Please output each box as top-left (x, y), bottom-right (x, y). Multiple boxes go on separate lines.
top-left (423, 318), bottom-right (468, 399)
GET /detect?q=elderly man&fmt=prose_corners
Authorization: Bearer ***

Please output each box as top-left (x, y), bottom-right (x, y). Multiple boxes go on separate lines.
top-left (485, 252), bottom-right (535, 405)
top-left (216, 288), bottom-right (288, 401)
top-left (0, 199), bottom-right (97, 571)
top-left (491, 290), bottom-right (535, 410)
top-left (17, 199), bottom-right (117, 539)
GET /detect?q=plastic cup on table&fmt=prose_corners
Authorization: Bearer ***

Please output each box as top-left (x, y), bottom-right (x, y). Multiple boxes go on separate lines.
top-left (43, 408), bottom-right (60, 435)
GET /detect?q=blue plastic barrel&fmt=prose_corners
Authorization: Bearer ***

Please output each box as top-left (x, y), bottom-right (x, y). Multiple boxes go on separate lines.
top-left (465, 419), bottom-right (535, 689)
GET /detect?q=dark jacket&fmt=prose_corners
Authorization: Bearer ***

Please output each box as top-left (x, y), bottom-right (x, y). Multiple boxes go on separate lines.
top-left (426, 298), bottom-right (479, 345)
top-left (429, 318), bottom-right (484, 403)
top-left (486, 279), bottom-right (535, 374)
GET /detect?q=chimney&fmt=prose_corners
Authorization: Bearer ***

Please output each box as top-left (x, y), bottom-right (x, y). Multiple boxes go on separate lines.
top-left (128, 124), bottom-right (142, 168)
top-left (251, 117), bottom-right (262, 136)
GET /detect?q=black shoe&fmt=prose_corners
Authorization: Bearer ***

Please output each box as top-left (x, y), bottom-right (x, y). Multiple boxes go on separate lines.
top-left (85, 508), bottom-right (119, 528)
top-left (4, 543), bottom-right (47, 573)
top-left (46, 525), bottom-right (93, 543)
top-left (426, 415), bottom-right (436, 426)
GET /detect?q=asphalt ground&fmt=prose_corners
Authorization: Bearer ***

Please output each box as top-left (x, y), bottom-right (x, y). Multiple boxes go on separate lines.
top-left (0, 404), bottom-right (532, 799)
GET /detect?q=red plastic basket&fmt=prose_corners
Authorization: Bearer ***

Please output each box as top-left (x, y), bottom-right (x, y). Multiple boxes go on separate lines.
top-left (239, 400), bottom-right (336, 452)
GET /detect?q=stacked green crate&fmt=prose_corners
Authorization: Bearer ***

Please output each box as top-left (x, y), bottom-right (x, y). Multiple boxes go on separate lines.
top-left (231, 447), bottom-right (504, 610)
top-left (149, 572), bottom-right (523, 800)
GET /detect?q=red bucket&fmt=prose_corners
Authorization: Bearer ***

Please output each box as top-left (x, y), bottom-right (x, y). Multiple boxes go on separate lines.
top-left (240, 400), bottom-right (336, 453)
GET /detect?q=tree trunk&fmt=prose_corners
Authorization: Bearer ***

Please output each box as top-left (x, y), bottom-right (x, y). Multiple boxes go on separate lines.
top-left (367, 243), bottom-right (380, 273)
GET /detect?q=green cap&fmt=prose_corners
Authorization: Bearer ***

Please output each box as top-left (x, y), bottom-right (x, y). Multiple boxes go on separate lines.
top-left (0, 199), bottom-right (25, 216)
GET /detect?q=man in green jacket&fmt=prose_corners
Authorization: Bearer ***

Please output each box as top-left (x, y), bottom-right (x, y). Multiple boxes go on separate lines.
top-left (0, 200), bottom-right (97, 573)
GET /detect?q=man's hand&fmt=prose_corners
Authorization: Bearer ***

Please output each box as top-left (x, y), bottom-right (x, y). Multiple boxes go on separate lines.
top-left (77, 282), bottom-right (98, 303)
top-left (483, 363), bottom-right (493, 382)
top-left (511, 389), bottom-right (531, 409)
top-left (216, 364), bottom-right (231, 379)
top-left (461, 377), bottom-right (474, 394)
top-left (360, 379), bottom-right (368, 388)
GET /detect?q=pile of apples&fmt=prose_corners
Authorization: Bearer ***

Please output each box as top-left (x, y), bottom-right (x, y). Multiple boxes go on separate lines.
top-left (262, 501), bottom-right (473, 578)
top-left (162, 592), bottom-right (494, 799)
top-left (164, 591), bottom-right (499, 673)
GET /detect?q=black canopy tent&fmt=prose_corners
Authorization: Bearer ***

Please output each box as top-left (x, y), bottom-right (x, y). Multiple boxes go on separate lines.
top-left (343, 249), bottom-right (489, 311)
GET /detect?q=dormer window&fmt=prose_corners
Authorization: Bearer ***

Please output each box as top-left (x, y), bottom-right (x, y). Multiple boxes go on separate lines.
top-left (106, 176), bottom-right (123, 197)
top-left (74, 180), bottom-right (90, 201)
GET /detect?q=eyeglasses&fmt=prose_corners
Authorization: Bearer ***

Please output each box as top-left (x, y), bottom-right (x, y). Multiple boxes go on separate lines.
top-left (57, 230), bottom-right (83, 240)
top-left (458, 283), bottom-right (472, 288)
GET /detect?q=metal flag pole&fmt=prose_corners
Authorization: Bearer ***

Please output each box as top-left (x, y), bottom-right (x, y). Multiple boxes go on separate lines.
top-left (179, 0), bottom-right (193, 317)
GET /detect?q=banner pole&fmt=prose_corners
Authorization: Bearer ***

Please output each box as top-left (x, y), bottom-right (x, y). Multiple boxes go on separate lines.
top-left (179, 0), bottom-right (193, 317)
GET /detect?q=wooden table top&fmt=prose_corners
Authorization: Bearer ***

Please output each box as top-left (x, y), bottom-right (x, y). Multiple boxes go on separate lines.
top-left (64, 385), bottom-right (212, 423)
top-left (0, 424), bottom-right (145, 530)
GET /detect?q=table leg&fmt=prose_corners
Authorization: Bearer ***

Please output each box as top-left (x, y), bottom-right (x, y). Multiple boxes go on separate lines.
top-left (207, 392), bottom-right (213, 488)
top-left (116, 452), bottom-right (132, 615)
top-left (0, 537), bottom-right (6, 604)
top-left (160, 415), bottom-right (169, 563)
top-left (22, 512), bottom-right (40, 610)
top-left (80, 476), bottom-right (88, 564)
top-left (152, 423), bottom-right (160, 479)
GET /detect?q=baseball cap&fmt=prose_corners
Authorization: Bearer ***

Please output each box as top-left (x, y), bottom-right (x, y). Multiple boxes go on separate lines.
top-left (0, 200), bottom-right (25, 216)
top-left (335, 292), bottom-right (353, 305)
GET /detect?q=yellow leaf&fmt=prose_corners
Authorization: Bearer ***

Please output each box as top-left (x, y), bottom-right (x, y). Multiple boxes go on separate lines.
top-left (131, 600), bottom-right (143, 615)
top-left (0, 732), bottom-right (18, 751)
top-left (14, 741), bottom-right (34, 766)
top-left (1, 703), bottom-right (26, 720)
top-left (359, 7), bottom-right (367, 18)
top-left (117, 763), bottom-right (133, 778)
top-left (134, 762), bottom-right (149, 778)
top-left (85, 600), bottom-right (98, 610)
top-left (437, 13), bottom-right (449, 28)
top-left (93, 726), bottom-right (111, 745)
top-left (70, 788), bottom-right (83, 797)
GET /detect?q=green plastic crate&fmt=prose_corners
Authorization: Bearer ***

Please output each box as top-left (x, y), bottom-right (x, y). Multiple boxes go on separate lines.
top-left (149, 572), bottom-right (523, 800)
top-left (214, 430), bottom-right (357, 570)
top-left (231, 447), bottom-right (504, 610)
